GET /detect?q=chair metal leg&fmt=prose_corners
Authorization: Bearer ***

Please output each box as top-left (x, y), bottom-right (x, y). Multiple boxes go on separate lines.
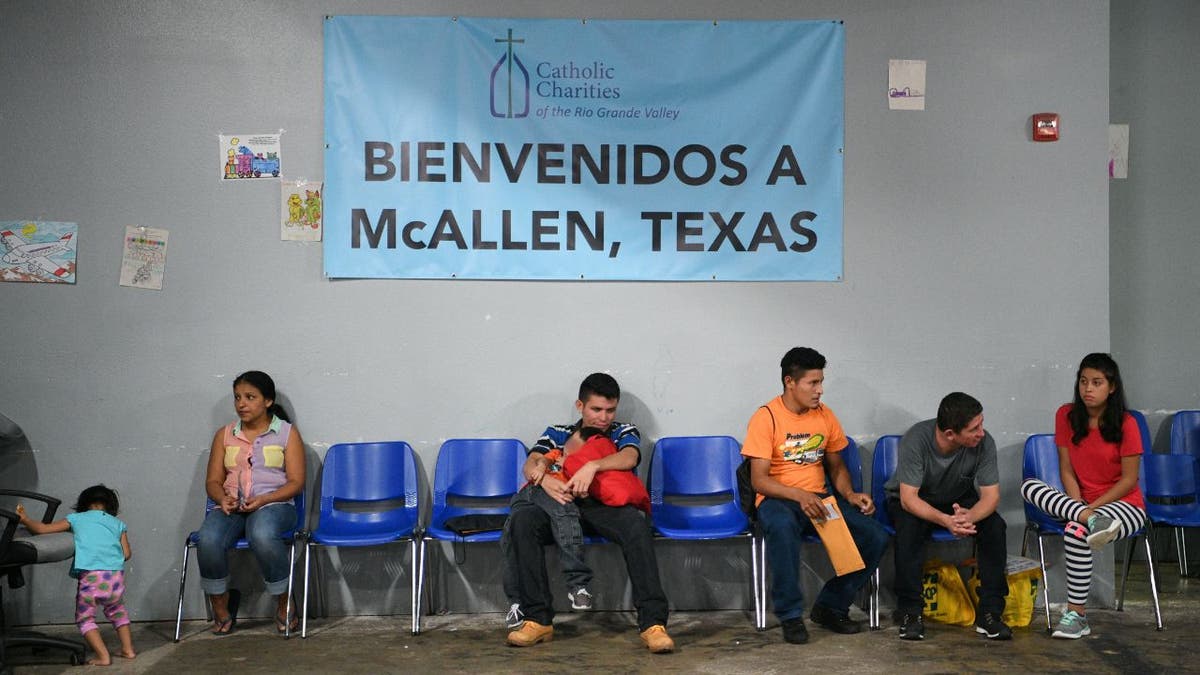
top-left (173, 541), bottom-right (192, 642)
top-left (1144, 530), bottom-right (1163, 630)
top-left (410, 539), bottom-right (419, 635)
top-left (1181, 528), bottom-right (1190, 577)
top-left (1118, 536), bottom-right (1136, 611)
top-left (751, 534), bottom-right (762, 630)
top-left (314, 545), bottom-right (326, 620)
top-left (283, 541), bottom-right (297, 638)
top-left (749, 535), bottom-right (762, 630)
top-left (756, 534), bottom-right (767, 630)
top-left (413, 537), bottom-right (427, 634)
top-left (870, 567), bottom-right (881, 630)
top-left (301, 542), bottom-right (312, 638)
top-left (1037, 535), bottom-right (1052, 631)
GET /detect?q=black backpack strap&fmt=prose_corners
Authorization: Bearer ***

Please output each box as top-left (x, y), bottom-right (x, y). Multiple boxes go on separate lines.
top-left (738, 405), bottom-right (777, 520)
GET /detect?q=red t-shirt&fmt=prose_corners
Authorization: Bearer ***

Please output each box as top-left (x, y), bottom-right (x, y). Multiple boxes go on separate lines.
top-left (1054, 404), bottom-right (1144, 509)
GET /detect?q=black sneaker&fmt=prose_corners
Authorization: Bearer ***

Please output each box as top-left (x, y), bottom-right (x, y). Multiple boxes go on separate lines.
top-left (975, 612), bottom-right (1013, 640)
top-left (809, 604), bottom-right (862, 634)
top-left (898, 613), bottom-right (925, 640)
top-left (781, 617), bottom-right (809, 644)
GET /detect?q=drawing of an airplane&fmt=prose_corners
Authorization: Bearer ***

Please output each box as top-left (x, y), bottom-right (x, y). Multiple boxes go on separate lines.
top-left (1, 229), bottom-right (75, 278)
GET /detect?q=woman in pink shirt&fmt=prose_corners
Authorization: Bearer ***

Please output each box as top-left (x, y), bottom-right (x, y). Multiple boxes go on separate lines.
top-left (195, 371), bottom-right (305, 635)
top-left (1021, 353), bottom-right (1146, 639)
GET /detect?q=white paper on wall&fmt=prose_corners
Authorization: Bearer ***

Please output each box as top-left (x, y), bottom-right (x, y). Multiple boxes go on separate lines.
top-left (888, 59), bottom-right (926, 110)
top-left (281, 180), bottom-right (323, 241)
top-left (119, 225), bottom-right (169, 290)
top-left (1109, 124), bottom-right (1129, 179)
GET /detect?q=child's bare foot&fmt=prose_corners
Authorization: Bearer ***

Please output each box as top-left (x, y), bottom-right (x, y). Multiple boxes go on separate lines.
top-left (118, 648), bottom-right (137, 659)
top-left (86, 657), bottom-right (112, 666)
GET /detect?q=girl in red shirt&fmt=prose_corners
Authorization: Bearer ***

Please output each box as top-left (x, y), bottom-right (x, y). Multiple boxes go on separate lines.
top-left (1021, 353), bottom-right (1146, 639)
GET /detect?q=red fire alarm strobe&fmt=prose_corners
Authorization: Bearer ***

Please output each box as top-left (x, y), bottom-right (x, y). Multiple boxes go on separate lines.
top-left (1032, 113), bottom-right (1059, 142)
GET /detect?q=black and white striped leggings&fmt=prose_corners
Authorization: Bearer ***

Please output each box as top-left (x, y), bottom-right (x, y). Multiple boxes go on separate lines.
top-left (1020, 478), bottom-right (1147, 606)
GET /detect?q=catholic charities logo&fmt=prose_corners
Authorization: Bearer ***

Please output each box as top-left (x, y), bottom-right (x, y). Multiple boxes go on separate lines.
top-left (490, 28), bottom-right (530, 119)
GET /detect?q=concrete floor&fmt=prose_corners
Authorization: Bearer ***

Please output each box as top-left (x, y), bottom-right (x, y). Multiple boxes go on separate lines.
top-left (5, 564), bottom-right (1197, 674)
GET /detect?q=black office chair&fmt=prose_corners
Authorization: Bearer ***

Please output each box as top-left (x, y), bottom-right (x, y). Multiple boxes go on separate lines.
top-left (0, 489), bottom-right (85, 671)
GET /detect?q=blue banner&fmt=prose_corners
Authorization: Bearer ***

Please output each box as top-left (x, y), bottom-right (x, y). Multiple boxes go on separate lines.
top-left (324, 17), bottom-right (844, 280)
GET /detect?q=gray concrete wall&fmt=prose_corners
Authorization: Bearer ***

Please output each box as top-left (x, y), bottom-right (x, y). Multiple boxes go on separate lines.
top-left (1109, 0), bottom-right (1200, 570)
top-left (1110, 0), bottom-right (1200, 426)
top-left (0, 0), bottom-right (1111, 624)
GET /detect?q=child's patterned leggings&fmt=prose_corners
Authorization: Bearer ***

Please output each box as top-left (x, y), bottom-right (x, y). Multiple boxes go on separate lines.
top-left (76, 570), bottom-right (130, 635)
top-left (1020, 479), bottom-right (1147, 605)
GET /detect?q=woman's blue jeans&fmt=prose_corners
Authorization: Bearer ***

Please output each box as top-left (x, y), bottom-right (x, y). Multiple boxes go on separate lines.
top-left (197, 503), bottom-right (296, 596)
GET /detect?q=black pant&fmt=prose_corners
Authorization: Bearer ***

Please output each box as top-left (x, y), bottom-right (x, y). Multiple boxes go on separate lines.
top-left (888, 494), bottom-right (1008, 616)
top-left (506, 497), bottom-right (668, 631)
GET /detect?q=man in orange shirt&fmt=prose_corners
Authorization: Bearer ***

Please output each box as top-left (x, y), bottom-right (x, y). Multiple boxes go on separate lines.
top-left (742, 347), bottom-right (887, 644)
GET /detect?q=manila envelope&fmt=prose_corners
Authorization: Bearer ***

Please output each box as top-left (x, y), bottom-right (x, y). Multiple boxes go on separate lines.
top-left (810, 496), bottom-right (866, 576)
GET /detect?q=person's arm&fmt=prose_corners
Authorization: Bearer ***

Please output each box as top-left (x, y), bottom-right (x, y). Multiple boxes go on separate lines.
top-left (1058, 446), bottom-right (1084, 502)
top-left (205, 427), bottom-right (238, 514)
top-left (13, 504), bottom-right (70, 535)
top-left (961, 483), bottom-right (1000, 524)
top-left (1080, 454), bottom-right (1140, 521)
top-left (523, 452), bottom-right (551, 484)
top-left (242, 426), bottom-right (306, 510)
top-left (897, 483), bottom-right (962, 532)
top-left (824, 450), bottom-right (874, 515)
top-left (749, 457), bottom-right (827, 520)
top-left (564, 445), bottom-right (638, 496)
top-left (120, 531), bottom-right (132, 561)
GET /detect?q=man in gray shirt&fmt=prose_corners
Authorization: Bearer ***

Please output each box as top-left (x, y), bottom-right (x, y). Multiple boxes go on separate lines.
top-left (884, 392), bottom-right (1009, 641)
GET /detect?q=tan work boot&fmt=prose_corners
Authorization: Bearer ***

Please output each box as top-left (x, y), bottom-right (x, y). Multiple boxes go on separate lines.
top-left (507, 620), bottom-right (553, 647)
top-left (640, 624), bottom-right (675, 653)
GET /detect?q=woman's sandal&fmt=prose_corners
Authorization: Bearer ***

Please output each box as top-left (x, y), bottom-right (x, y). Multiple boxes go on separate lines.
top-left (275, 609), bottom-right (299, 634)
top-left (211, 589), bottom-right (241, 636)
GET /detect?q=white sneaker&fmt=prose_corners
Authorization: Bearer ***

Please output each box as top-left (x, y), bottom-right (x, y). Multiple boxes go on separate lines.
top-left (505, 603), bottom-right (524, 629)
top-left (569, 587), bottom-right (593, 610)
top-left (1086, 515), bottom-right (1121, 549)
top-left (1051, 610), bottom-right (1091, 639)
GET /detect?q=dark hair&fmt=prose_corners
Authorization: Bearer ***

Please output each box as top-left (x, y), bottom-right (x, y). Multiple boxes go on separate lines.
top-left (578, 426), bottom-right (605, 441)
top-left (936, 392), bottom-right (984, 432)
top-left (578, 372), bottom-right (620, 402)
top-left (1068, 353), bottom-right (1127, 445)
top-left (74, 484), bottom-right (119, 516)
top-left (233, 370), bottom-right (291, 423)
top-left (780, 347), bottom-right (826, 389)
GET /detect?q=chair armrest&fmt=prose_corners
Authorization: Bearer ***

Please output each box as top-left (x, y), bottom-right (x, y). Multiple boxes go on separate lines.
top-left (0, 507), bottom-right (20, 556)
top-left (0, 489), bottom-right (62, 522)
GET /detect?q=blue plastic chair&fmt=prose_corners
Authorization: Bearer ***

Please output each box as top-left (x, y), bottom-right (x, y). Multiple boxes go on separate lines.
top-left (648, 436), bottom-right (758, 625)
top-left (1021, 433), bottom-right (1162, 631)
top-left (1170, 410), bottom-right (1200, 456)
top-left (870, 435), bottom-right (958, 542)
top-left (835, 437), bottom-right (882, 630)
top-left (416, 438), bottom-right (527, 634)
top-left (1143, 452), bottom-right (1200, 578)
top-left (1169, 410), bottom-right (1200, 489)
top-left (301, 441), bottom-right (420, 637)
top-left (174, 491), bottom-right (306, 642)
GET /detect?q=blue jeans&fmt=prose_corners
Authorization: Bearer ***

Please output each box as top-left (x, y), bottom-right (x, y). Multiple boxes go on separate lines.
top-left (758, 495), bottom-right (888, 622)
top-left (505, 497), bottom-right (668, 631)
top-left (197, 503), bottom-right (296, 596)
top-left (501, 484), bottom-right (591, 601)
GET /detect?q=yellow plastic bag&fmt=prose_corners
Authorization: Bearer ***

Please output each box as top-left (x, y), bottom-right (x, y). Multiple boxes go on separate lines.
top-left (921, 559), bottom-right (975, 626)
top-left (966, 555), bottom-right (1043, 628)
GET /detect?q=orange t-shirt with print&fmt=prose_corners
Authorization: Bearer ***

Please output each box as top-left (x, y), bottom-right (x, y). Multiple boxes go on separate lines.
top-left (740, 395), bottom-right (849, 503)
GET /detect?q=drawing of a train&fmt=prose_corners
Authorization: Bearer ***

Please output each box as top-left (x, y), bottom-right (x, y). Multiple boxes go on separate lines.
top-left (234, 146), bottom-right (280, 178)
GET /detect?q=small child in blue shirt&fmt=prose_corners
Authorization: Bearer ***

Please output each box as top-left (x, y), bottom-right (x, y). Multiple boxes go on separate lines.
top-left (18, 484), bottom-right (135, 666)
